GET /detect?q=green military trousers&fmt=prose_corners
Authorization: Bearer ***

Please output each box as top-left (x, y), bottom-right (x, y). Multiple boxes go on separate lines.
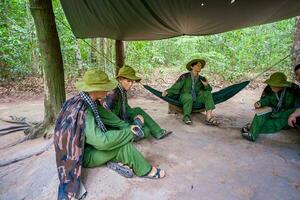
top-left (127, 107), bottom-right (164, 139)
top-left (179, 90), bottom-right (216, 120)
top-left (83, 143), bottom-right (151, 176)
top-left (249, 108), bottom-right (295, 141)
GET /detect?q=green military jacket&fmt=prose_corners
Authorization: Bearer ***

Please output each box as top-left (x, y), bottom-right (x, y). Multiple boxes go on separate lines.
top-left (291, 83), bottom-right (300, 109)
top-left (102, 87), bottom-right (132, 121)
top-left (258, 85), bottom-right (300, 117)
top-left (97, 103), bottom-right (130, 129)
top-left (166, 72), bottom-right (212, 96)
top-left (84, 106), bottom-right (133, 151)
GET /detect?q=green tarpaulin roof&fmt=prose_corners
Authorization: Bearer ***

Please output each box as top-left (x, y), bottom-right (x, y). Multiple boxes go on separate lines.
top-left (60, 0), bottom-right (300, 41)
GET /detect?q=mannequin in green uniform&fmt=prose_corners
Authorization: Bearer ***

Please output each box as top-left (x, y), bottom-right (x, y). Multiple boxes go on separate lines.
top-left (162, 59), bottom-right (219, 125)
top-left (241, 72), bottom-right (299, 142)
top-left (103, 65), bottom-right (172, 140)
top-left (77, 69), bottom-right (165, 178)
top-left (288, 63), bottom-right (300, 128)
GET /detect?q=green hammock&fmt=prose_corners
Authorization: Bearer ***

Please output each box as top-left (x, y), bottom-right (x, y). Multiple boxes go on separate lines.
top-left (143, 81), bottom-right (250, 110)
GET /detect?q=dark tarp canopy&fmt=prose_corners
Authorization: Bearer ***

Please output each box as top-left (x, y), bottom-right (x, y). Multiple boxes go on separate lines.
top-left (60, 0), bottom-right (300, 41)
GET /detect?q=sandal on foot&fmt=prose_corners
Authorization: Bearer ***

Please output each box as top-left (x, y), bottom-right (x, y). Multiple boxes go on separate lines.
top-left (241, 123), bottom-right (251, 133)
top-left (157, 129), bottom-right (173, 140)
top-left (133, 117), bottom-right (144, 127)
top-left (143, 167), bottom-right (165, 179)
top-left (107, 161), bottom-right (134, 178)
top-left (241, 132), bottom-right (255, 142)
top-left (183, 117), bottom-right (192, 125)
top-left (132, 126), bottom-right (144, 142)
top-left (206, 117), bottom-right (219, 126)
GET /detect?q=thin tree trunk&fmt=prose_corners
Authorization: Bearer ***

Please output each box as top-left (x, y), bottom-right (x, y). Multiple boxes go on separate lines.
top-left (99, 37), bottom-right (106, 71)
top-left (106, 39), bottom-right (114, 74)
top-left (111, 40), bottom-right (114, 73)
top-left (29, 0), bottom-right (65, 138)
top-left (106, 39), bottom-right (111, 72)
top-left (292, 16), bottom-right (300, 70)
top-left (90, 38), bottom-right (97, 66)
top-left (25, 1), bottom-right (39, 73)
top-left (115, 40), bottom-right (125, 75)
top-left (75, 39), bottom-right (83, 74)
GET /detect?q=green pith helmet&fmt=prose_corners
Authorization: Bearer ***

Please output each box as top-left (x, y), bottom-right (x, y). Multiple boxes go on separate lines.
top-left (75, 69), bottom-right (117, 92)
top-left (116, 65), bottom-right (141, 82)
top-left (264, 72), bottom-right (291, 87)
top-left (186, 58), bottom-right (206, 71)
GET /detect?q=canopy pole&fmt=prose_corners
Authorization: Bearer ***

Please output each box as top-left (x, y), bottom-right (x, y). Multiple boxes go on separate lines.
top-left (115, 40), bottom-right (125, 76)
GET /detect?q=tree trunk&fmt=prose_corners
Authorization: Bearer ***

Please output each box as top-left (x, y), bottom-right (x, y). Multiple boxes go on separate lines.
top-left (292, 16), bottom-right (300, 70)
top-left (29, 0), bottom-right (65, 138)
top-left (115, 40), bottom-right (125, 75)
top-left (90, 38), bottom-right (97, 66)
top-left (106, 39), bottom-right (114, 74)
top-left (75, 39), bottom-right (83, 74)
top-left (99, 37), bottom-right (106, 71)
top-left (25, 1), bottom-right (39, 73)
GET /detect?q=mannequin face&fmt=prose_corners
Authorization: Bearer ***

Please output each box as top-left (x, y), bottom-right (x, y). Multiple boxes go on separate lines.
top-left (118, 78), bottom-right (134, 91)
top-left (89, 91), bottom-right (108, 100)
top-left (191, 62), bottom-right (202, 74)
top-left (270, 86), bottom-right (283, 93)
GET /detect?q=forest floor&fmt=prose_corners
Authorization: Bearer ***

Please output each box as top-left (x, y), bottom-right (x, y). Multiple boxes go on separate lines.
top-left (0, 74), bottom-right (300, 200)
top-left (0, 69), bottom-right (266, 103)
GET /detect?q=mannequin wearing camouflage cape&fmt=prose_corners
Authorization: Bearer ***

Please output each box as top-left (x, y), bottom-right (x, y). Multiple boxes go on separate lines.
top-left (162, 59), bottom-right (219, 125)
top-left (103, 65), bottom-right (172, 141)
top-left (54, 69), bottom-right (165, 200)
top-left (241, 72), bottom-right (300, 142)
top-left (288, 63), bottom-right (300, 128)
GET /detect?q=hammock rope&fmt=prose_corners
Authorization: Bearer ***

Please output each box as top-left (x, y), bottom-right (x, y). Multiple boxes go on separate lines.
top-left (250, 48), bottom-right (300, 81)
top-left (55, 17), bottom-right (116, 66)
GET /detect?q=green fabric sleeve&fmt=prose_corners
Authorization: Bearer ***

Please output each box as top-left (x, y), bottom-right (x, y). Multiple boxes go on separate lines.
top-left (203, 84), bottom-right (212, 91)
top-left (125, 102), bottom-right (136, 120)
top-left (199, 76), bottom-right (212, 91)
top-left (98, 105), bottom-right (130, 129)
top-left (258, 96), bottom-right (270, 107)
top-left (111, 99), bottom-right (121, 116)
top-left (271, 108), bottom-right (295, 118)
top-left (166, 80), bottom-right (184, 95)
top-left (126, 101), bottom-right (132, 111)
top-left (85, 109), bottom-right (133, 151)
top-left (295, 95), bottom-right (300, 107)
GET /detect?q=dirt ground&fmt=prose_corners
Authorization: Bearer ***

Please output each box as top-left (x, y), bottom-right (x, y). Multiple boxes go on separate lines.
top-left (0, 87), bottom-right (300, 200)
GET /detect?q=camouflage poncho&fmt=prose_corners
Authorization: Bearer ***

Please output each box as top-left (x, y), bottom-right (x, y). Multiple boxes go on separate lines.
top-left (54, 93), bottom-right (107, 200)
top-left (54, 94), bottom-right (86, 200)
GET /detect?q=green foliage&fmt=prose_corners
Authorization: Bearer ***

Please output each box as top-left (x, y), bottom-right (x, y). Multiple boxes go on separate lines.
top-left (127, 19), bottom-right (296, 81)
top-left (0, 0), bottom-right (298, 83)
top-left (0, 0), bottom-right (36, 81)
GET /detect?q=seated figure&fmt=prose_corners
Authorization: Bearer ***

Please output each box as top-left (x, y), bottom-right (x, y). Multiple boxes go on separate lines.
top-left (54, 69), bottom-right (165, 200)
top-left (163, 59), bottom-right (219, 126)
top-left (288, 63), bottom-right (300, 128)
top-left (103, 65), bottom-right (172, 140)
top-left (241, 72), bottom-right (299, 142)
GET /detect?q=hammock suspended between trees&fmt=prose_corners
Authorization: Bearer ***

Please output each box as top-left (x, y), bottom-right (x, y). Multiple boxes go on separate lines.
top-left (143, 81), bottom-right (250, 110)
